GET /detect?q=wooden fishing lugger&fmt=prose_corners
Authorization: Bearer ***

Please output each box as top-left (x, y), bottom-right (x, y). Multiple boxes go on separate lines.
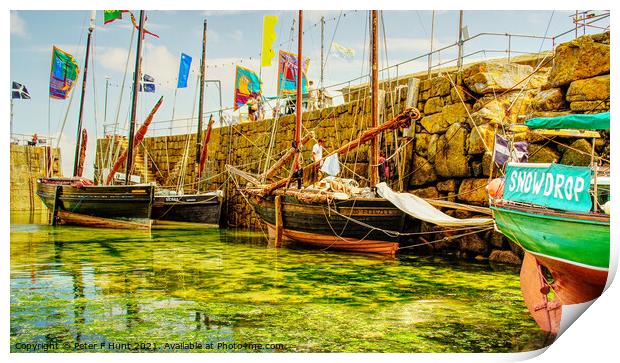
top-left (243, 11), bottom-right (423, 256)
top-left (150, 19), bottom-right (223, 227)
top-left (488, 112), bottom-right (610, 334)
top-left (37, 11), bottom-right (156, 229)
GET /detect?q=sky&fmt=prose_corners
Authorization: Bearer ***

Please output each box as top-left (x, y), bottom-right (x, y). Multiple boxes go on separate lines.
top-left (9, 8), bottom-right (610, 178)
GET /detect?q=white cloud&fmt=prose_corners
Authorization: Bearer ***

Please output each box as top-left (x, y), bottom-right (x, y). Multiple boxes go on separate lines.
top-left (99, 47), bottom-right (132, 73)
top-left (11, 11), bottom-right (27, 38)
top-left (228, 30), bottom-right (243, 42)
top-left (142, 43), bottom-right (180, 91)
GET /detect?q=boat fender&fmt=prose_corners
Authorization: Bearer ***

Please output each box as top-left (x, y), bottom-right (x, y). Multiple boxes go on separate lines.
top-left (487, 177), bottom-right (505, 200)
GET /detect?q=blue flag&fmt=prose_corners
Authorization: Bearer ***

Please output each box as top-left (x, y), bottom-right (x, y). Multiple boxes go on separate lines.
top-left (140, 74), bottom-right (156, 92)
top-left (177, 53), bottom-right (192, 88)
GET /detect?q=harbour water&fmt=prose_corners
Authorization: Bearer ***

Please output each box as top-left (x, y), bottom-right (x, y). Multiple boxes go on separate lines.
top-left (10, 212), bottom-right (550, 353)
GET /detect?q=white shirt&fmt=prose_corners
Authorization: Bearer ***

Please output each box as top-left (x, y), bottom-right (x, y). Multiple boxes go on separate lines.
top-left (312, 143), bottom-right (323, 163)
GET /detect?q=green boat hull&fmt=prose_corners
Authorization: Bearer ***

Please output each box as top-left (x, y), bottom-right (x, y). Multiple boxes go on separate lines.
top-left (491, 205), bottom-right (609, 270)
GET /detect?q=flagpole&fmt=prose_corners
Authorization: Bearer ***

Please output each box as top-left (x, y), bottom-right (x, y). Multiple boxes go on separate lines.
top-left (125, 10), bottom-right (146, 184)
top-left (195, 19), bottom-right (207, 191)
top-left (73, 11), bottom-right (95, 177)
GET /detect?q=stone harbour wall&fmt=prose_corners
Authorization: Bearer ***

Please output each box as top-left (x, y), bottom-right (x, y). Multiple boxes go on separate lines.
top-left (95, 33), bottom-right (610, 265)
top-left (10, 144), bottom-right (62, 211)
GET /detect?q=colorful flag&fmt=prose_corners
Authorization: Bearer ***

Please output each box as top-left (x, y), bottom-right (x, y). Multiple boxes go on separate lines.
top-left (493, 134), bottom-right (528, 165)
top-left (277, 50), bottom-right (309, 96)
top-left (140, 74), bottom-right (156, 93)
top-left (49, 46), bottom-right (79, 100)
top-left (12, 82), bottom-right (31, 99)
top-left (177, 53), bottom-right (192, 88)
top-left (332, 42), bottom-right (356, 60)
top-left (129, 12), bottom-right (160, 38)
top-left (103, 10), bottom-right (127, 24)
top-left (234, 66), bottom-right (261, 111)
top-left (261, 16), bottom-right (278, 67)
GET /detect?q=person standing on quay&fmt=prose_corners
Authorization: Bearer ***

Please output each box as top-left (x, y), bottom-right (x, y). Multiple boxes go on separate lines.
top-left (312, 138), bottom-right (325, 184)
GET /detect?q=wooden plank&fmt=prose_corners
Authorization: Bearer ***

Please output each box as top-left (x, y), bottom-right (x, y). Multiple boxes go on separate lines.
top-left (423, 198), bottom-right (492, 216)
top-left (274, 195), bottom-right (283, 248)
top-left (57, 210), bottom-right (152, 230)
top-left (51, 185), bottom-right (61, 226)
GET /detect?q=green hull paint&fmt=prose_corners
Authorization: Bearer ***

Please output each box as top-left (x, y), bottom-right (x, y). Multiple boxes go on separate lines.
top-left (491, 206), bottom-right (609, 270)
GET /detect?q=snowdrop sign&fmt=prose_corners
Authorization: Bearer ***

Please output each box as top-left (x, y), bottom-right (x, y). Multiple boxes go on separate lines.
top-left (504, 163), bottom-right (592, 212)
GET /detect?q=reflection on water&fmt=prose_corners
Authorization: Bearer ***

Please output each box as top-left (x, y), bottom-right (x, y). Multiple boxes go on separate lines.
top-left (10, 211), bottom-right (550, 352)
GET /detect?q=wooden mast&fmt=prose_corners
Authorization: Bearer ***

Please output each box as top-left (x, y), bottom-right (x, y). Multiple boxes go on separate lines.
top-left (195, 19), bottom-right (207, 190)
top-left (73, 11), bottom-right (95, 177)
top-left (295, 11), bottom-right (303, 149)
top-left (370, 10), bottom-right (379, 188)
top-left (289, 10), bottom-right (303, 183)
top-left (125, 10), bottom-right (146, 185)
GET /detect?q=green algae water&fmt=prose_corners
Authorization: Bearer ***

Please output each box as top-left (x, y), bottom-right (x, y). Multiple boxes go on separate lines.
top-left (10, 212), bottom-right (550, 353)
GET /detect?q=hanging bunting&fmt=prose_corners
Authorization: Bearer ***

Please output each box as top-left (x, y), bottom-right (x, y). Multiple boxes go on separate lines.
top-left (234, 65), bottom-right (261, 111)
top-left (49, 46), bottom-right (79, 100)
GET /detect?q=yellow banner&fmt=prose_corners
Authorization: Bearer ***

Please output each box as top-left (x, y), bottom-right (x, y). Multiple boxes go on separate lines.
top-left (261, 16), bottom-right (278, 67)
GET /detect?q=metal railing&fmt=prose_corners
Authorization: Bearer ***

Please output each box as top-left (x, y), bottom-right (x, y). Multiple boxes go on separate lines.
top-left (10, 133), bottom-right (56, 147)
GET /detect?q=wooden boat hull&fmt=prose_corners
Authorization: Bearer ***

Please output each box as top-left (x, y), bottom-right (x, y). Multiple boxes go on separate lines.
top-left (250, 192), bottom-right (408, 255)
top-left (151, 192), bottom-right (223, 226)
top-left (491, 203), bottom-right (609, 305)
top-left (36, 179), bottom-right (154, 228)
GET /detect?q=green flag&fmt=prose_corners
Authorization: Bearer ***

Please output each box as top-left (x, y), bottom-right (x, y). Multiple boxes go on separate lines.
top-left (104, 10), bottom-right (125, 24)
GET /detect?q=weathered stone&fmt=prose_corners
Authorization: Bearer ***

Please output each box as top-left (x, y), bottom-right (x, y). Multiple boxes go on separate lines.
top-left (487, 230), bottom-right (507, 249)
top-left (569, 101), bottom-right (609, 112)
top-left (566, 75), bottom-right (610, 102)
top-left (437, 179), bottom-right (458, 192)
top-left (528, 144), bottom-right (560, 163)
top-left (409, 155), bottom-right (437, 187)
top-left (470, 99), bottom-right (506, 126)
top-left (424, 96), bottom-right (445, 115)
top-left (467, 123), bottom-right (495, 155)
top-left (409, 186), bottom-right (439, 199)
top-left (489, 250), bottom-right (522, 265)
top-left (415, 132), bottom-right (431, 157)
top-left (481, 152), bottom-right (497, 177)
top-left (591, 31), bottom-right (610, 44)
top-left (463, 61), bottom-right (536, 94)
top-left (427, 134), bottom-right (439, 161)
top-left (560, 139), bottom-right (595, 166)
top-left (459, 233), bottom-right (488, 255)
top-left (441, 103), bottom-right (471, 124)
top-left (428, 76), bottom-right (452, 97)
top-left (547, 35), bottom-right (610, 87)
top-left (420, 113), bottom-right (447, 134)
top-left (532, 88), bottom-right (566, 111)
top-left (435, 123), bottom-right (470, 178)
top-left (450, 85), bottom-right (473, 103)
top-left (457, 178), bottom-right (489, 206)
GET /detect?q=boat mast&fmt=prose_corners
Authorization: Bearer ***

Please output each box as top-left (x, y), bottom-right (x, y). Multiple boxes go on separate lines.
top-left (195, 19), bottom-right (207, 190)
top-left (73, 11), bottom-right (95, 177)
top-left (125, 10), bottom-right (146, 185)
top-left (295, 10), bottom-right (303, 149)
top-left (370, 10), bottom-right (379, 188)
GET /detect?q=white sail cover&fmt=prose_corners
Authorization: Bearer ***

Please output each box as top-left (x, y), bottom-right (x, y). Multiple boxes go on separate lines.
top-left (376, 182), bottom-right (493, 227)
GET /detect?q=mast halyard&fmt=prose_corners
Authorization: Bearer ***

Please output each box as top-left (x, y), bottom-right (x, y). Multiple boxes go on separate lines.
top-left (125, 10), bottom-right (146, 185)
top-left (295, 10), bottom-right (303, 148)
top-left (73, 11), bottom-right (95, 177)
top-left (195, 19), bottom-right (208, 190)
top-left (370, 10), bottom-right (380, 189)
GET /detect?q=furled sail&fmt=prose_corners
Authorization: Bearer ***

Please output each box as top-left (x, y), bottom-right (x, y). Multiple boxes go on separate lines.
top-left (376, 182), bottom-right (493, 227)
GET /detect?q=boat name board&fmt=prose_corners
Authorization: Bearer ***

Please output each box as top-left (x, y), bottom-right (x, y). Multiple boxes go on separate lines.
top-left (504, 163), bottom-right (592, 213)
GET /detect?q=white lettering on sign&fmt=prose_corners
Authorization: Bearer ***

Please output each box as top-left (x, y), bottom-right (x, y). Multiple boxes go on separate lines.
top-left (506, 169), bottom-right (587, 202)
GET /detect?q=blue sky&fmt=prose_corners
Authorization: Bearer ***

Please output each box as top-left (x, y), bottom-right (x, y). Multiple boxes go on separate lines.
top-left (9, 9), bottom-right (609, 177)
